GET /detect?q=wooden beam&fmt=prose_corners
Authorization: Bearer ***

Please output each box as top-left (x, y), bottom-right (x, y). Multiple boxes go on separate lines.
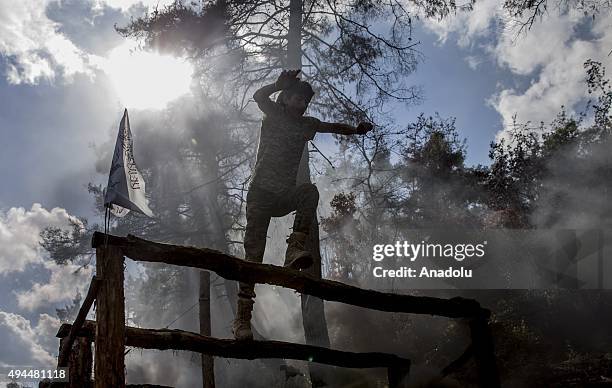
top-left (95, 246), bottom-right (125, 388)
top-left (91, 232), bottom-right (486, 319)
top-left (58, 276), bottom-right (99, 367)
top-left (59, 320), bottom-right (411, 370)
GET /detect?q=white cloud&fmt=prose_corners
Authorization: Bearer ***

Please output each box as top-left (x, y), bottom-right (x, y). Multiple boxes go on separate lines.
top-left (489, 10), bottom-right (612, 137)
top-left (0, 203), bottom-right (91, 310)
top-left (492, 11), bottom-right (580, 75)
top-left (490, 38), bottom-right (600, 135)
top-left (0, 0), bottom-right (176, 85)
top-left (0, 204), bottom-right (79, 274)
top-left (422, 2), bottom-right (612, 138)
top-left (34, 313), bottom-right (62, 352)
top-left (0, 311), bottom-right (58, 367)
top-left (422, 0), bottom-right (500, 47)
top-left (0, 0), bottom-right (101, 84)
top-left (0, 203), bottom-right (90, 371)
top-left (15, 260), bottom-right (93, 311)
top-left (0, 203), bottom-right (91, 369)
top-left (94, 0), bottom-right (176, 12)
top-left (465, 55), bottom-right (483, 70)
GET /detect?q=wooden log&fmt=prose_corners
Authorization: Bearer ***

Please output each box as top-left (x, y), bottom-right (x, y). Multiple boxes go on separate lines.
top-left (469, 315), bottom-right (500, 388)
top-left (58, 323), bottom-right (87, 338)
top-left (47, 337), bottom-right (92, 388)
top-left (57, 318), bottom-right (94, 388)
top-left (58, 276), bottom-right (99, 367)
top-left (95, 246), bottom-right (125, 388)
top-left (91, 232), bottom-right (485, 318)
top-left (59, 320), bottom-right (411, 370)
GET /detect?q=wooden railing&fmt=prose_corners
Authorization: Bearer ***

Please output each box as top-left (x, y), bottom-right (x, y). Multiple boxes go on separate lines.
top-left (51, 232), bottom-right (500, 388)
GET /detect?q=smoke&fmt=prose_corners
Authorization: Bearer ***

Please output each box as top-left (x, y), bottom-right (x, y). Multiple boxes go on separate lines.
top-left (306, 103), bottom-right (612, 386)
top-left (91, 84), bottom-right (312, 386)
top-left (75, 6), bottom-right (612, 386)
top-left (530, 135), bottom-right (612, 229)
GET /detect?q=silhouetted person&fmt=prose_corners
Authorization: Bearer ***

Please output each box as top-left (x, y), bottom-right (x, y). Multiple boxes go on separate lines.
top-left (233, 69), bottom-right (374, 340)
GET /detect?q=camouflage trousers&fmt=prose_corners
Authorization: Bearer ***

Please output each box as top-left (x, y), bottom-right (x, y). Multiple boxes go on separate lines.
top-left (239, 183), bottom-right (319, 301)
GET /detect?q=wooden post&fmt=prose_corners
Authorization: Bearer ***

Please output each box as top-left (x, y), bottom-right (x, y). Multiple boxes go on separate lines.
top-left (59, 336), bottom-right (93, 388)
top-left (95, 246), bottom-right (125, 388)
top-left (469, 315), bottom-right (500, 388)
top-left (388, 364), bottom-right (410, 388)
top-left (55, 320), bottom-right (94, 388)
top-left (58, 276), bottom-right (99, 368)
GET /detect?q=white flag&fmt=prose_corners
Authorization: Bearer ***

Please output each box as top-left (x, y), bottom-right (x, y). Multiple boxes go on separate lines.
top-left (104, 109), bottom-right (154, 217)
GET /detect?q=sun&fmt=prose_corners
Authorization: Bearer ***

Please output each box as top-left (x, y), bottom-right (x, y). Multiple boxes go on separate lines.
top-left (105, 42), bottom-right (194, 110)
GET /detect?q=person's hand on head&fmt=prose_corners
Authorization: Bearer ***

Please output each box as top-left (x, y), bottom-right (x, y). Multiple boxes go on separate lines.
top-left (356, 122), bottom-right (374, 134)
top-left (276, 69), bottom-right (301, 90)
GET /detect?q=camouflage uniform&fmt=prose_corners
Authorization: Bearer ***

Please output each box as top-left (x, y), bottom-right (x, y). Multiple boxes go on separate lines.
top-left (239, 95), bottom-right (321, 302)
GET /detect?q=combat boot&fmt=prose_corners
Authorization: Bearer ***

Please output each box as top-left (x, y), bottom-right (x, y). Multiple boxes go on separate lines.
top-left (284, 232), bottom-right (314, 270)
top-left (232, 298), bottom-right (254, 341)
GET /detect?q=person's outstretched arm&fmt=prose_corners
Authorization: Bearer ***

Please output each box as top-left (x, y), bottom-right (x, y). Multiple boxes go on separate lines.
top-left (316, 121), bottom-right (373, 135)
top-left (253, 69), bottom-right (300, 116)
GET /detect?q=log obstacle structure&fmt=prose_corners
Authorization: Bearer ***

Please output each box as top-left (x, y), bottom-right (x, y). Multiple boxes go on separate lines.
top-left (51, 232), bottom-right (500, 388)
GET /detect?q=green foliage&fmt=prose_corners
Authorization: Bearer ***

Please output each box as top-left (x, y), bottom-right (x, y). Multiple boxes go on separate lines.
top-left (116, 1), bottom-right (228, 56)
top-left (487, 76), bottom-right (612, 228)
top-left (399, 114), bottom-right (484, 228)
top-left (321, 192), bottom-right (364, 281)
top-left (40, 218), bottom-right (91, 265)
top-left (585, 59), bottom-right (612, 130)
top-left (329, 191), bottom-right (357, 217)
top-left (503, 0), bottom-right (612, 32)
top-left (113, 0), bottom-right (474, 124)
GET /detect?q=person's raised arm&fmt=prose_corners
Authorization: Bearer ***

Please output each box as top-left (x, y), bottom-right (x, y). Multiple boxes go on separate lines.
top-left (316, 121), bottom-right (373, 136)
top-left (253, 69), bottom-right (301, 116)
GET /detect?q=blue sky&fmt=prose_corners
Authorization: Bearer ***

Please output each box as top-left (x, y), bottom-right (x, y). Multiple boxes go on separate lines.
top-left (1, 0), bottom-right (611, 381)
top-left (409, 22), bottom-right (507, 166)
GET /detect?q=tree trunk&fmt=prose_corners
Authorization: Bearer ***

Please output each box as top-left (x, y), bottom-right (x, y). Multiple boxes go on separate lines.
top-left (199, 271), bottom-right (215, 388)
top-left (287, 1), bottom-right (331, 385)
top-left (190, 195), bottom-right (215, 388)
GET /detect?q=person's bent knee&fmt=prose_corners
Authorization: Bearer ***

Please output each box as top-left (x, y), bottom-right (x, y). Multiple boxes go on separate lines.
top-left (300, 183), bottom-right (319, 200)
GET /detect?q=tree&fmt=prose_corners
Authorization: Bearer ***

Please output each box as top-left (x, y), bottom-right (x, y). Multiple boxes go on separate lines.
top-left (503, 0), bottom-right (612, 33)
top-left (398, 114), bottom-right (485, 228)
top-left (486, 63), bottom-right (612, 230)
top-left (116, 1), bottom-right (471, 386)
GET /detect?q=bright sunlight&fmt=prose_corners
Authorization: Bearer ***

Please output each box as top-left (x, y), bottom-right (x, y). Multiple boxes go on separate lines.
top-left (105, 42), bottom-right (194, 110)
